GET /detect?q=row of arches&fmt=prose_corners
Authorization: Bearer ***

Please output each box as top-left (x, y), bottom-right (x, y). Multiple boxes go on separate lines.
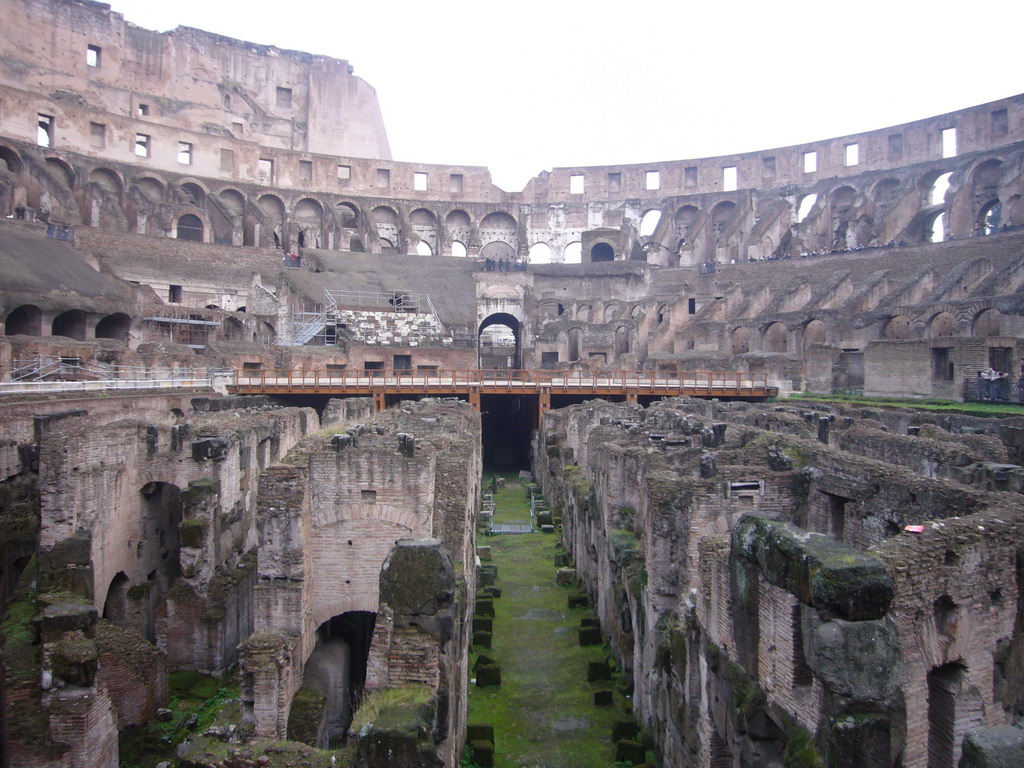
top-left (4, 305), bottom-right (130, 342)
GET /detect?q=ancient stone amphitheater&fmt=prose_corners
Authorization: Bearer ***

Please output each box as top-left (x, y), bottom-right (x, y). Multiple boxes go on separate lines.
top-left (1, 1), bottom-right (1024, 766)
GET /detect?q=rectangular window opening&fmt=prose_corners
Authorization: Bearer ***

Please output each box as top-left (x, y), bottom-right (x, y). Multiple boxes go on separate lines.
top-left (569, 174), bottom-right (584, 194)
top-left (361, 489), bottom-right (377, 502)
top-left (449, 173), bottom-right (463, 194)
top-left (932, 348), bottom-right (953, 380)
top-left (231, 120), bottom-right (243, 135)
top-left (299, 160), bottom-right (313, 183)
top-left (337, 164), bottom-right (352, 182)
top-left (688, 297), bottom-right (696, 315)
top-left (803, 151), bottom-right (817, 174)
top-left (683, 166), bottom-right (698, 187)
top-left (276, 87), bottom-right (292, 109)
top-left (177, 142), bottom-right (192, 165)
top-left (220, 148), bottom-right (235, 172)
top-left (258, 158), bottom-right (274, 184)
top-left (992, 108), bottom-right (1008, 136)
top-left (168, 284), bottom-right (183, 303)
top-left (89, 122), bottom-right (106, 149)
top-left (393, 354), bottom-right (412, 370)
top-left (941, 127), bottom-right (957, 158)
top-left (134, 133), bottom-right (150, 157)
top-left (888, 133), bottom-right (903, 159)
top-left (242, 361), bottom-right (262, 371)
top-left (608, 172), bottom-right (621, 193)
top-left (723, 166), bottom-right (737, 192)
top-left (413, 171), bottom-right (427, 191)
top-left (845, 143), bottom-right (859, 166)
top-left (137, 103), bottom-right (149, 117)
top-left (376, 168), bottom-right (390, 188)
top-left (645, 170), bottom-right (660, 190)
top-left (762, 157), bottom-right (776, 176)
top-left (37, 114), bottom-right (53, 147)
top-left (86, 44), bottom-right (101, 68)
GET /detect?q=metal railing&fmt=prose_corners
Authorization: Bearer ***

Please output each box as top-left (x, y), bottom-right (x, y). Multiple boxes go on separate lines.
top-left (4, 356), bottom-right (226, 393)
top-left (963, 376), bottom-right (1024, 403)
top-left (230, 368), bottom-right (774, 393)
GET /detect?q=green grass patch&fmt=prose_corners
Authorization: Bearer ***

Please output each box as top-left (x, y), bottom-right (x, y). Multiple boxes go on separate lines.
top-left (787, 393), bottom-right (1024, 417)
top-left (468, 478), bottom-right (624, 768)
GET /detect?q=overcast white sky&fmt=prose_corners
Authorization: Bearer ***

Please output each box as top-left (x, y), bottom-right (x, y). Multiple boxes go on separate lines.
top-left (108, 0), bottom-right (1023, 192)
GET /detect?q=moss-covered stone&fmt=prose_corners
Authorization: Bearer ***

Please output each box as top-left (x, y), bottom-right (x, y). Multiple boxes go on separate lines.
top-left (179, 519), bottom-right (207, 548)
top-left (52, 630), bottom-right (98, 686)
top-left (469, 739), bottom-right (494, 767)
top-left (587, 660), bottom-right (611, 682)
top-left (615, 739), bottom-right (646, 765)
top-left (476, 598), bottom-right (495, 617)
top-left (579, 626), bottom-right (601, 646)
top-left (472, 631), bottom-right (492, 648)
top-left (379, 539), bottom-right (455, 616)
top-left (476, 663), bottom-right (501, 687)
top-left (612, 718), bottom-right (639, 741)
top-left (732, 515), bottom-right (893, 620)
top-left (466, 723), bottom-right (494, 744)
top-left (568, 593), bottom-right (588, 609)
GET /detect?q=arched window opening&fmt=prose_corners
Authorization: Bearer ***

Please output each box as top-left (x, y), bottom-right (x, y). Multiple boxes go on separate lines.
top-left (930, 312), bottom-right (955, 338)
top-left (927, 663), bottom-right (966, 768)
top-left (415, 240), bottom-right (432, 256)
top-left (639, 210), bottom-right (661, 238)
top-left (802, 319), bottom-right (827, 352)
top-left (731, 326), bottom-right (751, 355)
top-left (529, 242), bottom-right (552, 264)
top-left (102, 572), bottom-right (131, 625)
top-left (978, 201), bottom-right (1002, 235)
top-left (52, 309), bottom-right (87, 340)
top-left (336, 202), bottom-right (359, 228)
top-left (563, 241), bottom-right (582, 263)
top-left (930, 172), bottom-right (953, 207)
top-left (0, 145), bottom-right (24, 174)
top-left (479, 313), bottom-right (520, 370)
top-left (591, 242), bottom-right (614, 262)
top-left (568, 328), bottom-right (581, 362)
top-left (177, 214), bottom-right (204, 242)
top-left (5, 305), bottom-right (42, 336)
top-left (929, 212), bottom-right (945, 243)
top-left (797, 194), bottom-right (817, 223)
top-left (972, 308), bottom-right (1001, 337)
top-left (763, 322), bottom-right (788, 353)
top-left (883, 316), bottom-right (911, 340)
top-left (614, 326), bottom-right (629, 356)
top-left (451, 240), bottom-right (468, 258)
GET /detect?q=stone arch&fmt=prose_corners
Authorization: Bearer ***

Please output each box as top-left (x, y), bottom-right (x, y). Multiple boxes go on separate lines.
top-left (409, 208), bottom-right (439, 255)
top-left (133, 176), bottom-right (166, 205)
top-left (258, 194), bottom-right (286, 249)
top-left (929, 311), bottom-right (956, 338)
top-left (590, 242), bottom-right (614, 262)
top-left (88, 167), bottom-right (124, 199)
top-left (223, 316), bottom-right (245, 341)
top-left (52, 309), bottom-right (87, 340)
top-left (211, 187), bottom-right (245, 245)
top-left (872, 178), bottom-right (901, 210)
top-left (451, 241), bottom-right (467, 257)
top-left (603, 303), bottom-right (624, 323)
top-left (95, 312), bottom-right (131, 343)
top-left (44, 157), bottom-right (75, 189)
top-left (372, 205), bottom-right (399, 252)
top-left (480, 211), bottom-right (517, 254)
top-left (614, 325), bottom-right (629, 356)
top-left (177, 182), bottom-right (206, 209)
top-left (971, 159), bottom-right (1003, 234)
top-left (576, 304), bottom-right (591, 322)
top-left (176, 213), bottom-right (205, 242)
top-left (796, 193), bottom-right (817, 223)
top-left (731, 326), bottom-right (752, 355)
top-left (336, 201), bottom-right (359, 228)
top-left (920, 170), bottom-right (953, 207)
top-left (528, 242), bottom-right (552, 263)
top-left (802, 318), bottom-right (827, 351)
top-left (972, 308), bottom-right (1001, 337)
top-left (711, 201), bottom-right (737, 240)
top-left (479, 312), bottom-right (521, 369)
top-left (481, 241), bottom-right (515, 261)
top-left (0, 144), bottom-right (24, 174)
top-left (639, 209), bottom-right (661, 238)
top-left (762, 322), bottom-right (788, 353)
top-left (446, 209), bottom-right (471, 228)
top-left (883, 315), bottom-right (912, 340)
top-left (563, 241), bottom-right (582, 263)
top-left (4, 305), bottom-right (42, 336)
top-left (294, 197), bottom-right (324, 248)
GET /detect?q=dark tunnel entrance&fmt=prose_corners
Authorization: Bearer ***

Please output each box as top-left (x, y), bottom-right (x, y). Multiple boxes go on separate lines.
top-left (481, 394), bottom-right (533, 470)
top-left (300, 610), bottom-right (377, 747)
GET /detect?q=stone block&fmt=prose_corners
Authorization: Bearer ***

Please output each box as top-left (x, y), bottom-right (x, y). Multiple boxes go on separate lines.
top-left (958, 724), bottom-right (1024, 768)
top-left (581, 617), bottom-right (600, 629)
top-left (466, 724), bottom-right (494, 744)
top-left (537, 512), bottom-right (553, 526)
top-left (615, 739), bottom-right (646, 765)
top-left (554, 552), bottom-right (569, 567)
top-left (379, 538), bottom-right (455, 617)
top-left (613, 718), bottom-right (640, 742)
top-left (556, 568), bottom-right (577, 586)
top-left (594, 690), bottom-right (613, 706)
top-left (484, 586), bottom-right (502, 598)
top-left (476, 598), bottom-right (495, 617)
top-left (732, 515), bottom-right (893, 620)
top-left (477, 545), bottom-right (492, 562)
top-left (541, 524), bottom-right (555, 534)
top-left (472, 631), bottom-right (492, 648)
top-left (469, 739), bottom-right (494, 768)
top-left (587, 660), bottom-right (611, 682)
top-left (472, 616), bottom-right (493, 633)
top-left (476, 663), bottom-right (501, 687)
top-left (827, 713), bottom-right (891, 768)
top-left (35, 601), bottom-right (97, 642)
top-left (568, 593), bottom-right (588, 609)
top-left (579, 626), bottom-right (601, 646)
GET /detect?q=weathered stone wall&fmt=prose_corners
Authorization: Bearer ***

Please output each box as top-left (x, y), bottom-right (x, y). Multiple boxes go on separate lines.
top-left (536, 396), bottom-right (1024, 768)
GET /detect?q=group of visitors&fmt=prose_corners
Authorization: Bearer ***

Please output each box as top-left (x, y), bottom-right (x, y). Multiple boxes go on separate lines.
top-left (477, 257), bottom-right (527, 272)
